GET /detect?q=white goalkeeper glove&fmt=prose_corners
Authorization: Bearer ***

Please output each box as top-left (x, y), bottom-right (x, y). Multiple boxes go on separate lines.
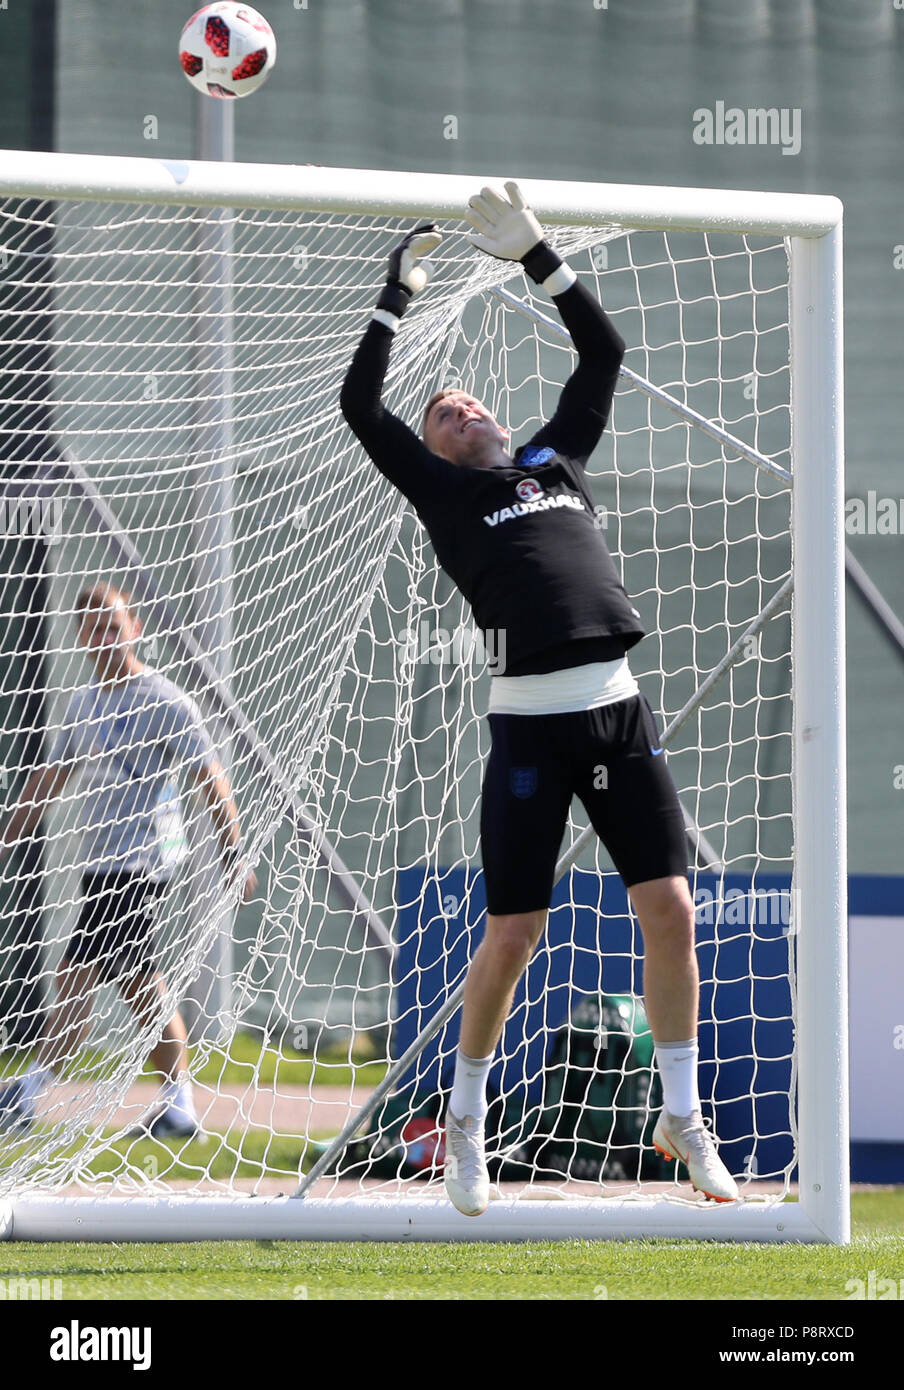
top-left (465, 181), bottom-right (543, 262)
top-left (391, 223), bottom-right (442, 293)
top-left (465, 180), bottom-right (574, 291)
top-left (375, 223), bottom-right (442, 322)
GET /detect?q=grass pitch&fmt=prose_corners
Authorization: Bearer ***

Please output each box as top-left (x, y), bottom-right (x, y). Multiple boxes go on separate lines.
top-left (1, 1190), bottom-right (901, 1300)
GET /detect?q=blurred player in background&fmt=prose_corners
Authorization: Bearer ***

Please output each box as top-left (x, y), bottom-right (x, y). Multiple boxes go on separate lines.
top-left (0, 583), bottom-right (256, 1138)
top-left (342, 184), bottom-right (738, 1214)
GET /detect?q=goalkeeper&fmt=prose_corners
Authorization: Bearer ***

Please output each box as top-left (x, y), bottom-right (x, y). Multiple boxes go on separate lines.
top-left (341, 184), bottom-right (738, 1214)
top-left (0, 583), bottom-right (256, 1139)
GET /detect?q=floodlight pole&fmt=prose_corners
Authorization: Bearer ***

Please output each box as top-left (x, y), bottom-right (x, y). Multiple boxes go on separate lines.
top-left (183, 95), bottom-right (237, 1041)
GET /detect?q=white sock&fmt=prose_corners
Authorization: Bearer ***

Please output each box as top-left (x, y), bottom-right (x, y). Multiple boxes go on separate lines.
top-left (654, 1038), bottom-right (700, 1118)
top-left (161, 1074), bottom-right (197, 1125)
top-left (19, 1062), bottom-right (56, 1103)
top-left (450, 1048), bottom-right (494, 1123)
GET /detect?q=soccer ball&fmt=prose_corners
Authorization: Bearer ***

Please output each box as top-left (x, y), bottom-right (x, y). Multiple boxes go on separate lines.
top-left (179, 3), bottom-right (276, 99)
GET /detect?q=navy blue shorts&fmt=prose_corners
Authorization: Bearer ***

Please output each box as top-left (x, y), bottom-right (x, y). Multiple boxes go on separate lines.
top-left (65, 872), bottom-right (162, 980)
top-left (480, 694), bottom-right (688, 915)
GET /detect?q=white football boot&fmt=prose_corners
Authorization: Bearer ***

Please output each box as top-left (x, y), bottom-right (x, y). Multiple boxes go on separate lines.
top-left (444, 1110), bottom-right (490, 1216)
top-left (653, 1108), bottom-right (740, 1202)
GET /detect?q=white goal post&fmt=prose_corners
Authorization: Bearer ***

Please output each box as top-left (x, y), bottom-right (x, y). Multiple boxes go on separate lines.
top-left (0, 150), bottom-right (846, 1243)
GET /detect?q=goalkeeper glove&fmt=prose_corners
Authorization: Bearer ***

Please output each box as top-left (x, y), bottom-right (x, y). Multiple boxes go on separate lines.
top-left (375, 223), bottom-right (442, 322)
top-left (465, 180), bottom-right (573, 290)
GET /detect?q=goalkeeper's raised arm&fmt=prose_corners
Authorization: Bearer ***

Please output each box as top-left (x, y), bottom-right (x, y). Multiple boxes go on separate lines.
top-left (339, 222), bottom-right (463, 510)
top-left (464, 181), bottom-right (626, 467)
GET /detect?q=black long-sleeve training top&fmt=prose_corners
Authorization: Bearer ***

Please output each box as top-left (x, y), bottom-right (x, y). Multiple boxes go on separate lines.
top-left (340, 278), bottom-right (645, 677)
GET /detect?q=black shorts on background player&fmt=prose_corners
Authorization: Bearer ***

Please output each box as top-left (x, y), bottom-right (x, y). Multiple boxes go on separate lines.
top-left (480, 695), bottom-right (688, 916)
top-left (65, 871), bottom-right (162, 980)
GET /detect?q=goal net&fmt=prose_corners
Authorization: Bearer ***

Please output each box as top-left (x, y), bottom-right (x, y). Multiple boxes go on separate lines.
top-left (0, 154), bottom-right (846, 1242)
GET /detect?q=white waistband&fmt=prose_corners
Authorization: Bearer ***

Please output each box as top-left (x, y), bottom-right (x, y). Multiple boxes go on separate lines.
top-left (488, 656), bottom-right (639, 715)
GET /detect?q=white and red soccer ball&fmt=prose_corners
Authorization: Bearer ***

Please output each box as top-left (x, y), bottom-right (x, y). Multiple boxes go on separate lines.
top-left (179, 3), bottom-right (276, 99)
